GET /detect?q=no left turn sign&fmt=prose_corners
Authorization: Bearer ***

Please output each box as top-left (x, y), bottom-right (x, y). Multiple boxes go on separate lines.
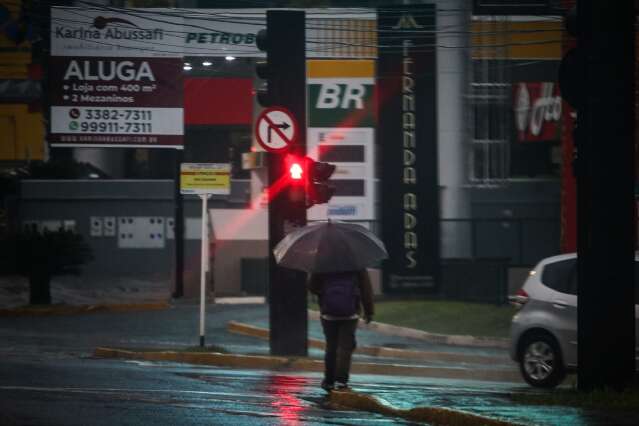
top-left (255, 106), bottom-right (298, 152)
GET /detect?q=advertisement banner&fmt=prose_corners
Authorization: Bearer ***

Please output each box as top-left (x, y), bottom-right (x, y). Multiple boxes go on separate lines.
top-left (182, 9), bottom-right (376, 59)
top-left (378, 5), bottom-right (439, 293)
top-left (513, 82), bottom-right (562, 142)
top-left (49, 7), bottom-right (183, 148)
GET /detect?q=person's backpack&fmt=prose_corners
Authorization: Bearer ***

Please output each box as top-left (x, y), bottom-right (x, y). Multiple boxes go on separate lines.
top-left (320, 272), bottom-right (360, 317)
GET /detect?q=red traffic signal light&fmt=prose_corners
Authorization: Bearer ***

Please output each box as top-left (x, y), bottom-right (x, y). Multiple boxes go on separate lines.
top-left (284, 154), bottom-right (305, 184)
top-left (289, 162), bottom-right (303, 180)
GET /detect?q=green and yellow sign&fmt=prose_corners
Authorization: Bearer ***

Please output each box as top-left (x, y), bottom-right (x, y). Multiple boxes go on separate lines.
top-left (180, 163), bottom-right (231, 195)
top-left (307, 60), bottom-right (375, 128)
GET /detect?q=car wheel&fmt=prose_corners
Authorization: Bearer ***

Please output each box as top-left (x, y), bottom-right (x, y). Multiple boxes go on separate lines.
top-left (519, 332), bottom-right (566, 388)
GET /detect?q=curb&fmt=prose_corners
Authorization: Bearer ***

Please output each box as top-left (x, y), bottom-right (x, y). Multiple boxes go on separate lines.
top-left (328, 390), bottom-right (519, 426)
top-left (227, 321), bottom-right (510, 365)
top-left (308, 310), bottom-right (510, 349)
top-left (93, 347), bottom-right (521, 383)
top-left (0, 301), bottom-right (170, 317)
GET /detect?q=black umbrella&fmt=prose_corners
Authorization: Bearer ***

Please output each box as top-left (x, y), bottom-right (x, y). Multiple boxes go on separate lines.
top-left (273, 221), bottom-right (388, 273)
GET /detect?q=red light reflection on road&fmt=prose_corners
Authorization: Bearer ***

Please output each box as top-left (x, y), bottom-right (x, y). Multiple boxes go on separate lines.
top-left (266, 375), bottom-right (310, 425)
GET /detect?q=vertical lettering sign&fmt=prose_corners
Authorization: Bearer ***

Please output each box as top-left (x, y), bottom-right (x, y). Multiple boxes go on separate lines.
top-left (49, 7), bottom-right (183, 148)
top-left (378, 6), bottom-right (440, 293)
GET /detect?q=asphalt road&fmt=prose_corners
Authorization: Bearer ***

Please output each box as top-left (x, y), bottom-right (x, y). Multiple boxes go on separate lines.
top-left (0, 354), bottom-right (407, 425)
top-left (0, 304), bottom-right (637, 425)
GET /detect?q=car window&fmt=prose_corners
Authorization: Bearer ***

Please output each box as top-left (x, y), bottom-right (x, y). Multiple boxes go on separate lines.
top-left (541, 259), bottom-right (576, 294)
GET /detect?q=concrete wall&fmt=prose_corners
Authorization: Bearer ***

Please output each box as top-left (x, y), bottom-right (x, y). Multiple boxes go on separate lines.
top-left (18, 179), bottom-right (263, 297)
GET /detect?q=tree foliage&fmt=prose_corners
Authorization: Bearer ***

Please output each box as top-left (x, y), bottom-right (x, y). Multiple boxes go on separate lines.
top-left (0, 227), bottom-right (93, 276)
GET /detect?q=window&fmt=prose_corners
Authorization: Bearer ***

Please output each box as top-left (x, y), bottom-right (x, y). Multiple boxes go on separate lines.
top-left (541, 258), bottom-right (576, 294)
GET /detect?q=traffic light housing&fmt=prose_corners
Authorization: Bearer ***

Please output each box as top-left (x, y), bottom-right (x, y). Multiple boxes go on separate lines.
top-left (306, 157), bottom-right (336, 207)
top-left (255, 30), bottom-right (271, 106)
top-left (254, 11), bottom-right (305, 109)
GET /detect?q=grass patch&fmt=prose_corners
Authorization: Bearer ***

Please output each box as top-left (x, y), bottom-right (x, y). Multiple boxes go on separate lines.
top-left (373, 300), bottom-right (516, 338)
top-left (511, 385), bottom-right (639, 412)
top-left (310, 298), bottom-right (516, 338)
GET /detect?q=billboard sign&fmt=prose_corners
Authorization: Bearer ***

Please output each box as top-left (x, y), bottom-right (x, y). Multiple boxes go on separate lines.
top-left (49, 7), bottom-right (183, 148)
top-left (306, 60), bottom-right (375, 221)
top-left (378, 5), bottom-right (440, 293)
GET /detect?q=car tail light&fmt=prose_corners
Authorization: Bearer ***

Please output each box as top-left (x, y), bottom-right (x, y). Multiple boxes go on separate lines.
top-left (509, 288), bottom-right (529, 309)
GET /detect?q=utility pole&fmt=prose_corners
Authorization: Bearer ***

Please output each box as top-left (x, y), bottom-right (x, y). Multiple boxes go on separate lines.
top-left (256, 10), bottom-right (308, 356)
top-left (576, 0), bottom-right (636, 391)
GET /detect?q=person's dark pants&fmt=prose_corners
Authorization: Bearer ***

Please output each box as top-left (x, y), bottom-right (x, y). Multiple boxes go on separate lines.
top-left (321, 318), bottom-right (358, 385)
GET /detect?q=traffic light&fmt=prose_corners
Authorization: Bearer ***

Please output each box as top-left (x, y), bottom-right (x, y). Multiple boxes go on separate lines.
top-left (254, 11), bottom-right (305, 110)
top-left (306, 157), bottom-right (336, 207)
top-left (254, 30), bottom-right (271, 106)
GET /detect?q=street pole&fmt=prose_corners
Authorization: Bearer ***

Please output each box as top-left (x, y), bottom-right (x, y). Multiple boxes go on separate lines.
top-left (173, 149), bottom-right (184, 298)
top-left (262, 10), bottom-right (308, 357)
top-left (199, 194), bottom-right (210, 347)
top-left (577, 0), bottom-right (636, 391)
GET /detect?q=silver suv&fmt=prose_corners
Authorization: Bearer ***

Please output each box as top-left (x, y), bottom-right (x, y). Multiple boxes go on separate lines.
top-left (509, 253), bottom-right (639, 388)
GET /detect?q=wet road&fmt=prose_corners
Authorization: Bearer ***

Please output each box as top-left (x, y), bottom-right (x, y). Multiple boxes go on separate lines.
top-left (0, 354), bottom-right (404, 425)
top-left (1, 304), bottom-right (637, 425)
top-left (2, 353), bottom-right (632, 426)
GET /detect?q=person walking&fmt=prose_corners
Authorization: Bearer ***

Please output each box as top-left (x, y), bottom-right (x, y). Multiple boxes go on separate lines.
top-left (308, 268), bottom-right (374, 392)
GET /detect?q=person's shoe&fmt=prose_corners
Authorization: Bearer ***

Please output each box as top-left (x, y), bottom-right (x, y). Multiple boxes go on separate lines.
top-left (333, 382), bottom-right (350, 391)
top-left (321, 380), bottom-right (334, 392)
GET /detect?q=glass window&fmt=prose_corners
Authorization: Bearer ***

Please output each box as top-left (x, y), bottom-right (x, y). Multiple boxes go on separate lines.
top-left (541, 258), bottom-right (575, 294)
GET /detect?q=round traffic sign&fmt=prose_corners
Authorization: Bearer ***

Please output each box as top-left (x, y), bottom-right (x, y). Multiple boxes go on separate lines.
top-left (255, 107), bottom-right (298, 152)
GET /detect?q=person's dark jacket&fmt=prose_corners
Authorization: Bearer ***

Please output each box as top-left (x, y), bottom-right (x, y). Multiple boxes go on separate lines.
top-left (308, 269), bottom-right (375, 321)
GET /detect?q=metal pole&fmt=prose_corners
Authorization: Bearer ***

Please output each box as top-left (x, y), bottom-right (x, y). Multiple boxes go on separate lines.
top-left (199, 194), bottom-right (208, 347)
top-left (173, 150), bottom-right (184, 298)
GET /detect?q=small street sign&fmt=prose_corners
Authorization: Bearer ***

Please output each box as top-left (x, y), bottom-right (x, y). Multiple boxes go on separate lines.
top-left (255, 106), bottom-right (298, 152)
top-left (180, 163), bottom-right (231, 195)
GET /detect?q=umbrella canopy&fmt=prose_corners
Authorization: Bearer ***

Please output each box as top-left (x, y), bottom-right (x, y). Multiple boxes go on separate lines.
top-left (273, 221), bottom-right (388, 273)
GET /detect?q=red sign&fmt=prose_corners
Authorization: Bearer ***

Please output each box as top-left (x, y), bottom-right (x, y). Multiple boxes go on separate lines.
top-left (255, 107), bottom-right (298, 152)
top-left (513, 82), bottom-right (562, 142)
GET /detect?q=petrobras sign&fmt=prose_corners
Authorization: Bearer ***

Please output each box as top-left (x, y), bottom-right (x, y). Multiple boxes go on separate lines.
top-left (51, 7), bottom-right (183, 57)
top-left (307, 60), bottom-right (376, 222)
top-left (182, 9), bottom-right (375, 58)
top-left (182, 10), bottom-right (264, 57)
